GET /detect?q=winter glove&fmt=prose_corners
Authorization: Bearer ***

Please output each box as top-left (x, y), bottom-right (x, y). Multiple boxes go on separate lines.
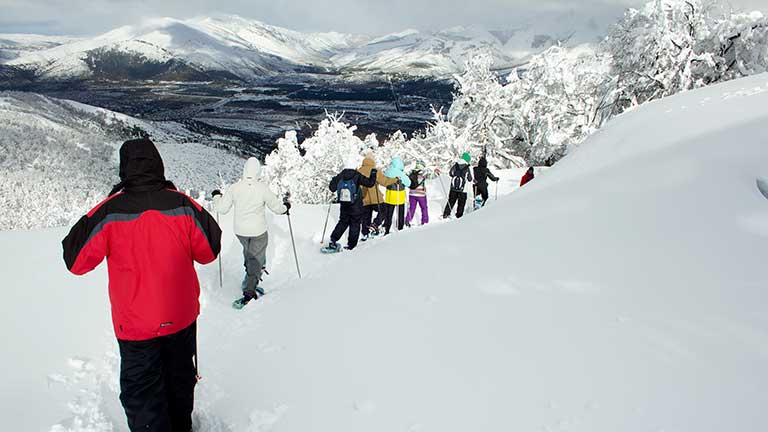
top-left (283, 193), bottom-right (291, 215)
top-left (211, 189), bottom-right (222, 198)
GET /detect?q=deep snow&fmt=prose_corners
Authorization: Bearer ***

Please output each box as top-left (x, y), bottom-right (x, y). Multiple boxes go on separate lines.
top-left (2, 74), bottom-right (768, 431)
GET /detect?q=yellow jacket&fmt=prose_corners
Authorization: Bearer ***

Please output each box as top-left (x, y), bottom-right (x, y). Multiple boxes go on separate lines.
top-left (385, 182), bottom-right (407, 205)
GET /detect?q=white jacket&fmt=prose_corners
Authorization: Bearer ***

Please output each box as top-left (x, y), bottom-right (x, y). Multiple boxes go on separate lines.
top-left (213, 158), bottom-right (287, 237)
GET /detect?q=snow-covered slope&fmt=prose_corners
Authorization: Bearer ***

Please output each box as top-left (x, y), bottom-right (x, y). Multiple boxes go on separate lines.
top-left (5, 16), bottom-right (361, 80)
top-left (0, 92), bottom-right (244, 230)
top-left (331, 27), bottom-right (518, 75)
top-left (335, 17), bottom-right (602, 74)
top-left (3, 14), bottom-right (599, 79)
top-left (0, 34), bottom-right (81, 61)
top-left (3, 74), bottom-right (768, 431)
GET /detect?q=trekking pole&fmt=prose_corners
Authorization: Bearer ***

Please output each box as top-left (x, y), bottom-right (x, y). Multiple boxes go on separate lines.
top-left (436, 169), bottom-right (449, 216)
top-left (216, 212), bottom-right (223, 290)
top-left (284, 193), bottom-right (302, 279)
top-left (495, 180), bottom-right (499, 201)
top-left (321, 195), bottom-right (332, 244)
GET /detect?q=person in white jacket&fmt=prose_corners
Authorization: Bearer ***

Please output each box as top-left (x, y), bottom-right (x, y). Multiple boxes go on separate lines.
top-left (212, 157), bottom-right (288, 308)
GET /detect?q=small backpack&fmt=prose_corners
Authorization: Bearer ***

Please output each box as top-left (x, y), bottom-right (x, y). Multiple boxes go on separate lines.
top-left (451, 165), bottom-right (467, 191)
top-left (337, 177), bottom-right (358, 203)
top-left (408, 171), bottom-right (419, 190)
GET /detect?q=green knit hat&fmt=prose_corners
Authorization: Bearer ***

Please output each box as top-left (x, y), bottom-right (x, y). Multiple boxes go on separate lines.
top-left (461, 152), bottom-right (471, 163)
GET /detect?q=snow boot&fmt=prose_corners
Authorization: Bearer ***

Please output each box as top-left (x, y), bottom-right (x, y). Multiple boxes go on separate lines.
top-left (232, 287), bottom-right (265, 310)
top-left (321, 241), bottom-right (343, 254)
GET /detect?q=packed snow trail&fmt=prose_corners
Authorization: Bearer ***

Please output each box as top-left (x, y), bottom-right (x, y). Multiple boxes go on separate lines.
top-left (3, 75), bottom-right (768, 431)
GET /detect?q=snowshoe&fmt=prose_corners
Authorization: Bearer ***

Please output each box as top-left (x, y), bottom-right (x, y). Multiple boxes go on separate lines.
top-left (321, 242), bottom-right (343, 254)
top-left (232, 287), bottom-right (265, 310)
top-left (360, 233), bottom-right (369, 242)
top-left (473, 195), bottom-right (484, 210)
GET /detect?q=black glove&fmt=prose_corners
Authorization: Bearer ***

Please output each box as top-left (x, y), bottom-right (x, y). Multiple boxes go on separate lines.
top-left (211, 189), bottom-right (222, 198)
top-left (283, 193), bottom-right (291, 214)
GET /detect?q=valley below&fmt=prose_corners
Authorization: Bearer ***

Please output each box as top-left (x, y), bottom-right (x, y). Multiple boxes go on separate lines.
top-left (0, 73), bottom-right (455, 157)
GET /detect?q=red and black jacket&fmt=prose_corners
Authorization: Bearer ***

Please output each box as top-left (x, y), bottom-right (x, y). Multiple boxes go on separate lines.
top-left (62, 139), bottom-right (221, 341)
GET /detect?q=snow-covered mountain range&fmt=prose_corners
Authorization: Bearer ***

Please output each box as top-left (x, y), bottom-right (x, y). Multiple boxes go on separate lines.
top-left (0, 14), bottom-right (601, 80)
top-left (0, 34), bottom-right (82, 62)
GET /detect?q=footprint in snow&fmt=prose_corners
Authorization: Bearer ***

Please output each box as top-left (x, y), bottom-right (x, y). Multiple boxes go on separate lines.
top-left (353, 400), bottom-right (377, 414)
top-left (246, 404), bottom-right (288, 432)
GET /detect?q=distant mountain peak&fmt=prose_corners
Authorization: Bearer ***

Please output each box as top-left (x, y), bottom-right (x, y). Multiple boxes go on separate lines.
top-left (1, 15), bottom-right (603, 81)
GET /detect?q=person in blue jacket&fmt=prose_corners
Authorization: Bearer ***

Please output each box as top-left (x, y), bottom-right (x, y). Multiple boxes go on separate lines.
top-left (382, 157), bottom-right (411, 234)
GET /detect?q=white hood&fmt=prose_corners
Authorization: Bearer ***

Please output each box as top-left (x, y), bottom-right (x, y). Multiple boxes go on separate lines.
top-left (243, 157), bottom-right (262, 180)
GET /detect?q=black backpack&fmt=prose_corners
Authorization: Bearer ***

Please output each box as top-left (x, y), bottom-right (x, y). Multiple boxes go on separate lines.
top-left (450, 165), bottom-right (468, 192)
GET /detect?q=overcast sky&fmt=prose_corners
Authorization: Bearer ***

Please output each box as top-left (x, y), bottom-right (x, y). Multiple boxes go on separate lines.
top-left (0, 0), bottom-right (766, 36)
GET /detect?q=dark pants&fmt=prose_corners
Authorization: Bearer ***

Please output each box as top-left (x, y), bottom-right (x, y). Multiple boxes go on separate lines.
top-left (117, 322), bottom-right (197, 432)
top-left (383, 204), bottom-right (405, 233)
top-left (362, 204), bottom-right (385, 234)
top-left (331, 211), bottom-right (362, 249)
top-left (475, 184), bottom-right (489, 206)
top-left (443, 190), bottom-right (468, 218)
top-left (237, 232), bottom-right (268, 296)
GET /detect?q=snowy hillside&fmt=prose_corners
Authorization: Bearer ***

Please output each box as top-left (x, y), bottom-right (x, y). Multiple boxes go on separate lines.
top-left (0, 92), bottom-right (244, 230)
top-left (2, 74), bottom-right (768, 431)
top-left (331, 27), bottom-right (519, 75)
top-left (3, 14), bottom-right (598, 79)
top-left (4, 16), bottom-right (360, 80)
top-left (334, 15), bottom-right (603, 74)
top-left (0, 34), bottom-right (81, 61)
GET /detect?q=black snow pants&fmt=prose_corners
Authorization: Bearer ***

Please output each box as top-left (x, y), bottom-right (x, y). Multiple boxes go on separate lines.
top-left (383, 203), bottom-right (405, 233)
top-left (474, 184), bottom-right (489, 206)
top-left (117, 322), bottom-right (197, 432)
top-left (443, 190), bottom-right (468, 218)
top-left (331, 211), bottom-right (363, 250)
top-left (362, 204), bottom-right (385, 234)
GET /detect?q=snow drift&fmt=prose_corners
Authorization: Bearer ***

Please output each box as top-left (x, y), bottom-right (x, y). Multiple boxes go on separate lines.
top-left (2, 74), bottom-right (768, 431)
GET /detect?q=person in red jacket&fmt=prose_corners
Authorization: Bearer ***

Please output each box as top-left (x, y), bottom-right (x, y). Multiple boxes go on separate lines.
top-left (62, 138), bottom-right (221, 432)
top-left (520, 167), bottom-right (535, 187)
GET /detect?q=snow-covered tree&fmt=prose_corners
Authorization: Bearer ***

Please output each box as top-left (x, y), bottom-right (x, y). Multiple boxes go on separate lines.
top-left (263, 113), bottom-right (368, 204)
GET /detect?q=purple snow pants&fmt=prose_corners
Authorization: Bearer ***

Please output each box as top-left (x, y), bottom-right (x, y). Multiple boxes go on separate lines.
top-left (406, 195), bottom-right (429, 225)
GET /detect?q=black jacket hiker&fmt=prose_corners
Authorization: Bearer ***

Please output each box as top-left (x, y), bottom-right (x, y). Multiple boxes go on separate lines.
top-left (443, 160), bottom-right (473, 218)
top-left (329, 168), bottom-right (377, 249)
top-left (473, 157), bottom-right (499, 205)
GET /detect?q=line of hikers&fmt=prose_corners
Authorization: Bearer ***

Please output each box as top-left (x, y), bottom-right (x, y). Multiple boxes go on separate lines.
top-left (61, 137), bottom-right (536, 432)
top-left (324, 151), bottom-right (535, 252)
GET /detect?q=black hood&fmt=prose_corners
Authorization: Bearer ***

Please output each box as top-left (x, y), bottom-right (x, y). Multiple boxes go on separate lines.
top-left (341, 168), bottom-right (358, 180)
top-left (478, 157), bottom-right (488, 168)
top-left (110, 138), bottom-right (175, 195)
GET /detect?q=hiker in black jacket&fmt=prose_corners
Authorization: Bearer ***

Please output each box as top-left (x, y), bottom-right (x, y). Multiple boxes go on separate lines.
top-left (442, 152), bottom-right (473, 219)
top-left (473, 156), bottom-right (499, 207)
top-left (325, 159), bottom-right (377, 252)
